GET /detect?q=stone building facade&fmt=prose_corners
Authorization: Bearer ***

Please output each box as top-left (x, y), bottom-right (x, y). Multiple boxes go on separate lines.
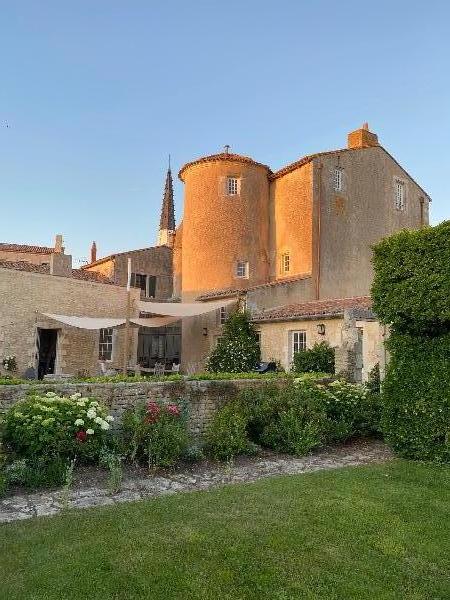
top-left (0, 235), bottom-right (65, 266)
top-left (0, 258), bottom-right (141, 378)
top-left (175, 124), bottom-right (431, 371)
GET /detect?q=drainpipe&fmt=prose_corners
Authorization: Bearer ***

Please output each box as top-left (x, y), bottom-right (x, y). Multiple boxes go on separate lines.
top-left (419, 196), bottom-right (425, 228)
top-left (315, 162), bottom-right (323, 300)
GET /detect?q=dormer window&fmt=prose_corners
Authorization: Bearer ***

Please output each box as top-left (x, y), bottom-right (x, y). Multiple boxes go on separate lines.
top-left (227, 177), bottom-right (239, 196)
top-left (333, 168), bottom-right (343, 192)
top-left (395, 179), bottom-right (405, 211)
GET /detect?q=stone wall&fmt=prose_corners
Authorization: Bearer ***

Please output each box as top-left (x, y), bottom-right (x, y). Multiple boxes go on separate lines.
top-left (0, 378), bottom-right (288, 438)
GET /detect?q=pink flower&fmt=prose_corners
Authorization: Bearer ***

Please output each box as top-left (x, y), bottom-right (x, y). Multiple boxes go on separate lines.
top-left (167, 404), bottom-right (180, 417)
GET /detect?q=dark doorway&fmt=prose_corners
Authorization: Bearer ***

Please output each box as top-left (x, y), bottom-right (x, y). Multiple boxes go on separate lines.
top-left (38, 329), bottom-right (58, 379)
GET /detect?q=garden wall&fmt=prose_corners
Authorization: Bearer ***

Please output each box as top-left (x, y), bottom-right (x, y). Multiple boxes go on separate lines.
top-left (0, 379), bottom-right (288, 438)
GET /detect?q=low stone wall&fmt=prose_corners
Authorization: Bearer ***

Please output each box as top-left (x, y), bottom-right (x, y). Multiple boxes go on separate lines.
top-left (0, 379), bottom-right (288, 438)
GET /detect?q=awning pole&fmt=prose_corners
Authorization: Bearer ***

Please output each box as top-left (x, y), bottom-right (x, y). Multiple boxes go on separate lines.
top-left (122, 258), bottom-right (132, 374)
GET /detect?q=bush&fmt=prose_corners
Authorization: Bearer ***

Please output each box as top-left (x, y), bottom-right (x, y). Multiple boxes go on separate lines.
top-left (206, 311), bottom-right (260, 373)
top-left (292, 342), bottom-right (335, 374)
top-left (372, 221), bottom-right (450, 336)
top-left (381, 334), bottom-right (450, 462)
top-left (205, 379), bottom-right (379, 461)
top-left (3, 392), bottom-right (115, 460)
top-left (205, 402), bottom-right (256, 461)
top-left (122, 399), bottom-right (189, 469)
top-left (5, 456), bottom-right (68, 490)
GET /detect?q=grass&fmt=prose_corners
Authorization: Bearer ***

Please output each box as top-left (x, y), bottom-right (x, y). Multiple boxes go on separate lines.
top-left (0, 460), bottom-right (449, 599)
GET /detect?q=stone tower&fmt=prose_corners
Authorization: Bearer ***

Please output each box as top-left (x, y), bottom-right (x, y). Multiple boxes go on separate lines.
top-left (157, 163), bottom-right (176, 247)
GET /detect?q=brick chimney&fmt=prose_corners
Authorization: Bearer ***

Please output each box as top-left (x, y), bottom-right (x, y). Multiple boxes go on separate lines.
top-left (90, 241), bottom-right (97, 263)
top-left (54, 234), bottom-right (64, 254)
top-left (347, 123), bottom-right (379, 149)
top-left (50, 252), bottom-right (72, 277)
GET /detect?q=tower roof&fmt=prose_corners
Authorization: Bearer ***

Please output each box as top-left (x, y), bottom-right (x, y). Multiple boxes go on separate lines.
top-left (159, 166), bottom-right (175, 232)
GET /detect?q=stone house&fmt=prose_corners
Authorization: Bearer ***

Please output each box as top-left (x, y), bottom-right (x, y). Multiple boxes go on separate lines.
top-left (252, 296), bottom-right (383, 381)
top-left (174, 124), bottom-right (430, 372)
top-left (0, 254), bottom-right (141, 378)
top-left (0, 235), bottom-right (65, 266)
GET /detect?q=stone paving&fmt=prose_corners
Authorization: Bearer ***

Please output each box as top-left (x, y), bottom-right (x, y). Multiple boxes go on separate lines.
top-left (0, 440), bottom-right (392, 523)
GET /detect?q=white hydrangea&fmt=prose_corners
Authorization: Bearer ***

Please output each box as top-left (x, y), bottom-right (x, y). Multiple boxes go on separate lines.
top-left (94, 416), bottom-right (103, 425)
top-left (100, 420), bottom-right (110, 431)
top-left (89, 401), bottom-right (99, 408)
top-left (76, 399), bottom-right (87, 407)
top-left (105, 415), bottom-right (114, 422)
top-left (86, 429), bottom-right (94, 435)
top-left (86, 408), bottom-right (97, 419)
top-left (74, 418), bottom-right (84, 426)
top-left (70, 393), bottom-right (82, 400)
top-left (45, 391), bottom-right (57, 398)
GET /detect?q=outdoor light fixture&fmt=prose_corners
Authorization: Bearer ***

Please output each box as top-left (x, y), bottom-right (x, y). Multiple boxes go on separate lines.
top-left (317, 323), bottom-right (326, 335)
top-left (202, 327), bottom-right (208, 336)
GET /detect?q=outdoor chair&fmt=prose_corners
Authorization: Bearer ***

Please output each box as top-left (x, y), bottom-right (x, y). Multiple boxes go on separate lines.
top-left (153, 362), bottom-right (165, 376)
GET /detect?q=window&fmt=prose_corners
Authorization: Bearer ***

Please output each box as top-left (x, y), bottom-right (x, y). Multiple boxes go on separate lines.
top-left (99, 328), bottom-right (113, 361)
top-left (255, 331), bottom-right (261, 347)
top-left (395, 179), bottom-right (405, 210)
top-left (333, 168), bottom-right (343, 192)
top-left (291, 330), bottom-right (306, 355)
top-left (220, 306), bottom-right (227, 325)
top-left (236, 260), bottom-right (249, 278)
top-left (227, 177), bottom-right (239, 196)
top-left (130, 273), bottom-right (156, 298)
top-left (280, 252), bottom-right (290, 275)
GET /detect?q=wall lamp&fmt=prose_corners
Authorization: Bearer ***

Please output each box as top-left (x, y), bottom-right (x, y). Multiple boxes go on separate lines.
top-left (317, 323), bottom-right (326, 335)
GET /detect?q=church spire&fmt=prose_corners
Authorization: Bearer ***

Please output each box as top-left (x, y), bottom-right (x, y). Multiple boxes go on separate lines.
top-left (157, 157), bottom-right (176, 246)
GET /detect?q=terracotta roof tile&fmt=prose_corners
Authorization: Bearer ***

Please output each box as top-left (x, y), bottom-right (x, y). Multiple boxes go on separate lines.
top-left (196, 274), bottom-right (312, 301)
top-left (252, 296), bottom-right (372, 322)
top-left (0, 260), bottom-right (115, 285)
top-left (178, 152), bottom-right (271, 181)
top-left (0, 243), bottom-right (54, 254)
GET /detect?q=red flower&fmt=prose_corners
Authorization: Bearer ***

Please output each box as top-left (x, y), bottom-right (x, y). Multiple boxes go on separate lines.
top-left (76, 430), bottom-right (87, 442)
top-left (167, 404), bottom-right (180, 417)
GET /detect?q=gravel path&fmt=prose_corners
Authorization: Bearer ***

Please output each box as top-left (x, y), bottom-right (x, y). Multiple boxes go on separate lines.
top-left (0, 440), bottom-right (393, 523)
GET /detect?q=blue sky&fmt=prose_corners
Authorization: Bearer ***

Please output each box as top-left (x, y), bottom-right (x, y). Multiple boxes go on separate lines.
top-left (1, 0), bottom-right (449, 265)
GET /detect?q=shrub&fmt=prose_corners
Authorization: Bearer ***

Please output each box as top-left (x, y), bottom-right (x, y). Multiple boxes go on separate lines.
top-left (122, 399), bottom-right (189, 470)
top-left (3, 392), bottom-right (114, 460)
top-left (372, 221), bottom-right (450, 336)
top-left (204, 402), bottom-right (256, 461)
top-left (5, 456), bottom-right (68, 490)
top-left (292, 342), bottom-right (335, 374)
top-left (381, 334), bottom-right (450, 462)
top-left (206, 311), bottom-right (260, 373)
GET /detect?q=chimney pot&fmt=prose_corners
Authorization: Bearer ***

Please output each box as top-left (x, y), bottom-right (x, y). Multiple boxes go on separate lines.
top-left (54, 234), bottom-right (64, 254)
top-left (90, 241), bottom-right (97, 263)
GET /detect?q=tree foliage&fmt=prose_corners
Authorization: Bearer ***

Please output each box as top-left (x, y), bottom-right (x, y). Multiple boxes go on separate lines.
top-left (206, 311), bottom-right (260, 373)
top-left (371, 221), bottom-right (450, 336)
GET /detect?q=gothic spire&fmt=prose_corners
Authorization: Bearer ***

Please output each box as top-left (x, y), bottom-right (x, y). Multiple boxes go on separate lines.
top-left (157, 158), bottom-right (176, 246)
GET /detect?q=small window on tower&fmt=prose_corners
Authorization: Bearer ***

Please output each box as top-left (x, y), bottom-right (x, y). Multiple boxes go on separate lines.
top-left (227, 177), bottom-right (239, 196)
top-left (333, 168), bottom-right (343, 192)
top-left (280, 252), bottom-right (290, 275)
top-left (236, 261), bottom-right (249, 278)
top-left (395, 179), bottom-right (405, 211)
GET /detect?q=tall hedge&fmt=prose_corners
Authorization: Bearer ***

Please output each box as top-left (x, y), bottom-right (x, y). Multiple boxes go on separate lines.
top-left (382, 334), bottom-right (450, 462)
top-left (371, 221), bottom-right (450, 462)
top-left (372, 221), bottom-right (450, 336)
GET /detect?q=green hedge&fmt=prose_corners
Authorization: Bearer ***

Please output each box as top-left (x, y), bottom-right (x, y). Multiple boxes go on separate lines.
top-left (372, 221), bottom-right (450, 336)
top-left (292, 342), bottom-right (335, 374)
top-left (381, 334), bottom-right (450, 462)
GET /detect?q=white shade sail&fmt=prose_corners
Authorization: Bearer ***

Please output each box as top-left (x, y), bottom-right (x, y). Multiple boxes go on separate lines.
top-left (42, 314), bottom-right (180, 330)
top-left (42, 314), bottom-right (126, 330)
top-left (138, 298), bottom-right (236, 317)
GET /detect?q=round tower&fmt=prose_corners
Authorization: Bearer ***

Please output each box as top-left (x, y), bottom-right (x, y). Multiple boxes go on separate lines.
top-left (178, 152), bottom-right (271, 299)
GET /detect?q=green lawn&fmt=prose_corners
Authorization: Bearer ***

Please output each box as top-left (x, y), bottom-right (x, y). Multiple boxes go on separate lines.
top-left (1, 461), bottom-right (449, 600)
